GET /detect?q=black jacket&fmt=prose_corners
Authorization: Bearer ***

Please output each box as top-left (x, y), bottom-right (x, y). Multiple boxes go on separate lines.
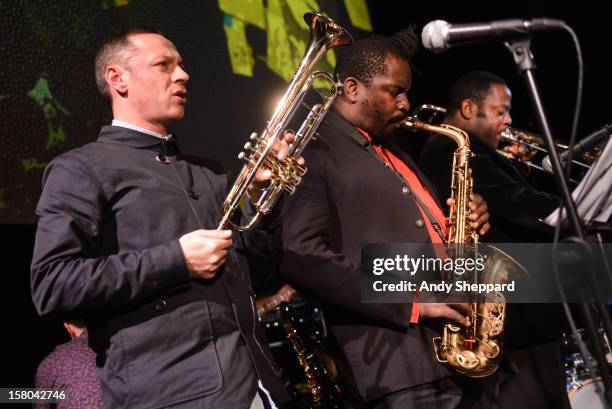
top-left (280, 110), bottom-right (452, 402)
top-left (31, 126), bottom-right (289, 409)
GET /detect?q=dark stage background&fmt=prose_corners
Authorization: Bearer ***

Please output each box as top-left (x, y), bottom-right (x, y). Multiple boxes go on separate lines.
top-left (1, 0), bottom-right (610, 393)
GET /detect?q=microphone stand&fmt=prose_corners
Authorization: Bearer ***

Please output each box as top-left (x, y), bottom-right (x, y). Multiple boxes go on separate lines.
top-left (504, 36), bottom-right (612, 407)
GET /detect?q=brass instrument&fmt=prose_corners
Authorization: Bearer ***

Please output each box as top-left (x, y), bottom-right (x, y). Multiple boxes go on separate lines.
top-left (410, 104), bottom-right (593, 177)
top-left (218, 13), bottom-right (352, 230)
top-left (410, 104), bottom-right (447, 124)
top-left (278, 302), bottom-right (351, 408)
top-left (402, 117), bottom-right (526, 377)
top-left (500, 127), bottom-right (592, 171)
top-left (402, 119), bottom-right (478, 245)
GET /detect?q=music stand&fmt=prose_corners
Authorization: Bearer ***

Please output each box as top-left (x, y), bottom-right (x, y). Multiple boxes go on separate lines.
top-left (544, 134), bottom-right (612, 408)
top-left (545, 134), bottom-right (612, 227)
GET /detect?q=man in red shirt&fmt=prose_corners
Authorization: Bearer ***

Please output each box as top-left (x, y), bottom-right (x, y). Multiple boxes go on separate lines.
top-left (280, 28), bottom-right (494, 408)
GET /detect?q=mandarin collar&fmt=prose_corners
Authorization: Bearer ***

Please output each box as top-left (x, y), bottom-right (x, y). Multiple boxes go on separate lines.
top-left (97, 125), bottom-right (179, 155)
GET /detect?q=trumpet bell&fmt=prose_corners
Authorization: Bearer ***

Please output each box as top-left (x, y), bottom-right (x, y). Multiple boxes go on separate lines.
top-left (304, 12), bottom-right (353, 49)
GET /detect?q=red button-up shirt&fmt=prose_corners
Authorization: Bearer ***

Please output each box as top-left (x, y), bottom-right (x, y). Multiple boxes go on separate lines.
top-left (358, 129), bottom-right (449, 323)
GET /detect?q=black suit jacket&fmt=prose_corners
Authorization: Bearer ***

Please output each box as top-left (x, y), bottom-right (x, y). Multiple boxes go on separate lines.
top-left (280, 110), bottom-right (452, 402)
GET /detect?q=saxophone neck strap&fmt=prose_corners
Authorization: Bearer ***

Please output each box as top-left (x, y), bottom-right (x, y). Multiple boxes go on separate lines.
top-left (326, 111), bottom-right (446, 242)
top-left (358, 131), bottom-right (446, 242)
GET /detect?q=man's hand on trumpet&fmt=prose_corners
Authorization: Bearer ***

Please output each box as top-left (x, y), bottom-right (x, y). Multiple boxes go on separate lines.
top-left (502, 140), bottom-right (538, 162)
top-left (246, 131), bottom-right (305, 204)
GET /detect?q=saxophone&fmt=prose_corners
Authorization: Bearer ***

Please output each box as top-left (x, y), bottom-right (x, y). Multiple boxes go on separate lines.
top-left (278, 302), bottom-right (351, 408)
top-left (402, 117), bottom-right (525, 377)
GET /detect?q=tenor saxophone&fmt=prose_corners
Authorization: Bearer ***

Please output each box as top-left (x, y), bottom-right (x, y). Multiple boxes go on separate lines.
top-left (402, 117), bottom-right (525, 377)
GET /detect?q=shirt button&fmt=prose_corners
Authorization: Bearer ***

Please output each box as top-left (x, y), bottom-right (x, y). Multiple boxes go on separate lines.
top-left (155, 153), bottom-right (170, 164)
top-left (402, 186), bottom-right (409, 195)
top-left (416, 220), bottom-right (425, 228)
top-left (155, 299), bottom-right (168, 311)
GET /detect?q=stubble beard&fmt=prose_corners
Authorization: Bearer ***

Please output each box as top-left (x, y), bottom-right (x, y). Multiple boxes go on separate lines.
top-left (360, 99), bottom-right (390, 138)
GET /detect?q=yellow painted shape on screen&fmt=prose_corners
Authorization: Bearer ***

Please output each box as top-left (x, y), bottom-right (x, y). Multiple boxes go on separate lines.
top-left (218, 0), bottom-right (266, 29)
top-left (223, 15), bottom-right (255, 77)
top-left (269, 0), bottom-right (341, 91)
top-left (218, 0), bottom-right (365, 86)
top-left (285, 0), bottom-right (320, 26)
top-left (344, 0), bottom-right (372, 31)
top-left (266, 0), bottom-right (303, 82)
top-left (284, 0), bottom-right (337, 69)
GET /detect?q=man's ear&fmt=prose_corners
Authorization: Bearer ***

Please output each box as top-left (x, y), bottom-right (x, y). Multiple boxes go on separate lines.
top-left (105, 65), bottom-right (128, 96)
top-left (460, 99), bottom-right (476, 120)
top-left (341, 77), bottom-right (361, 103)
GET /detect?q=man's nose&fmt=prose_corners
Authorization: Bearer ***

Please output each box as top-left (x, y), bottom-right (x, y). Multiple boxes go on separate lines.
top-left (504, 112), bottom-right (512, 126)
top-left (397, 94), bottom-right (410, 113)
top-left (175, 66), bottom-right (190, 82)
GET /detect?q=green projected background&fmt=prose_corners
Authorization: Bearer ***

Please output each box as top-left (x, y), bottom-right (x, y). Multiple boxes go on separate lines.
top-left (1, 0), bottom-right (372, 224)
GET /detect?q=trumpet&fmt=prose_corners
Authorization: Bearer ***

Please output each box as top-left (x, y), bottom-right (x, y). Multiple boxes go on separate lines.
top-left (500, 127), bottom-right (591, 171)
top-left (409, 104), bottom-right (594, 177)
top-left (218, 13), bottom-right (352, 231)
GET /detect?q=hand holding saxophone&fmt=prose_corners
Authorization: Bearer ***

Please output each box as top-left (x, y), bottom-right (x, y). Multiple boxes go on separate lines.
top-left (419, 303), bottom-right (472, 327)
top-left (245, 131), bottom-right (305, 204)
top-left (447, 193), bottom-right (490, 235)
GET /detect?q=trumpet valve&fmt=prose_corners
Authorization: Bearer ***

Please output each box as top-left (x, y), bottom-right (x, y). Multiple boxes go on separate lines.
top-left (294, 163), bottom-right (307, 177)
top-left (238, 151), bottom-right (255, 163)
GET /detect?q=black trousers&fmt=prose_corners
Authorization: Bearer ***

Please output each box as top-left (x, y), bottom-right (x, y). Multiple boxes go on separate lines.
top-left (364, 342), bottom-right (569, 409)
top-left (498, 343), bottom-right (570, 409)
top-left (364, 375), bottom-right (499, 409)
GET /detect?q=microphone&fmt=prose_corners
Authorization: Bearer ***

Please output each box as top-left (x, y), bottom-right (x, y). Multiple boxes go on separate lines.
top-left (421, 18), bottom-right (565, 52)
top-left (541, 124), bottom-right (612, 172)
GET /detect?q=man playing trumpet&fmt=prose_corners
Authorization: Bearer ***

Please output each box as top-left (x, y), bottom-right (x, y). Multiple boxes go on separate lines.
top-left (30, 27), bottom-right (300, 409)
